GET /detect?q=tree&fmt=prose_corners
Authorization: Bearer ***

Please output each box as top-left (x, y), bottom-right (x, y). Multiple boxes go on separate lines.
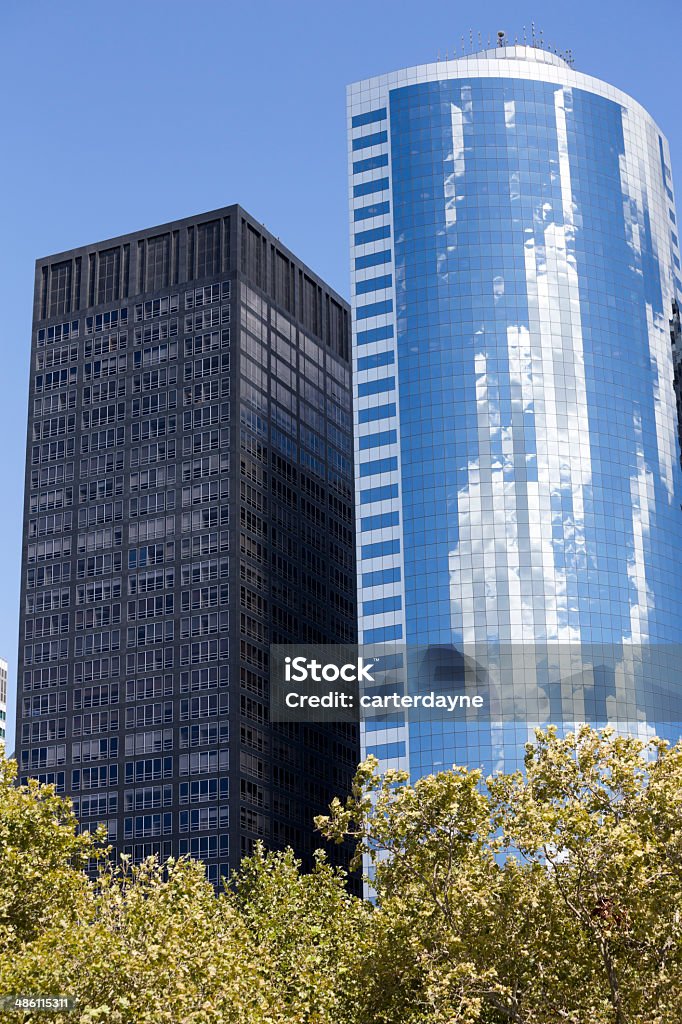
top-left (2, 728), bottom-right (682, 1023)
top-left (6, 855), bottom-right (266, 1024)
top-left (231, 844), bottom-right (371, 1023)
top-left (0, 752), bottom-right (101, 951)
top-left (490, 725), bottom-right (682, 1024)
top-left (0, 757), bottom-right (369, 1024)
top-left (4, 849), bottom-right (371, 1024)
top-left (318, 754), bottom-right (542, 1023)
top-left (318, 726), bottom-right (682, 1024)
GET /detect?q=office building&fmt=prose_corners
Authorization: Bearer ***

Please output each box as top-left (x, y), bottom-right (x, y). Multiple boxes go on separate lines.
top-left (347, 42), bottom-right (682, 778)
top-left (16, 207), bottom-right (358, 883)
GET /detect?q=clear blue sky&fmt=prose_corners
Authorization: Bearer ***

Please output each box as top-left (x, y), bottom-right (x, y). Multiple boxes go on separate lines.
top-left (1, 0), bottom-right (680, 751)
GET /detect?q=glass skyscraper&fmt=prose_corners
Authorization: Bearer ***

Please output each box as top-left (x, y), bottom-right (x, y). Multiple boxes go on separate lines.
top-left (347, 43), bottom-right (682, 778)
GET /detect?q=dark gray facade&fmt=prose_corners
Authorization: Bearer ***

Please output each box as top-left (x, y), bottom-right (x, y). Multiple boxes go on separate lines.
top-left (16, 206), bottom-right (358, 885)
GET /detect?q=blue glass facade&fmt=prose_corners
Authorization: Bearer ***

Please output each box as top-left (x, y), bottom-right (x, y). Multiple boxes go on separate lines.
top-left (348, 47), bottom-right (682, 778)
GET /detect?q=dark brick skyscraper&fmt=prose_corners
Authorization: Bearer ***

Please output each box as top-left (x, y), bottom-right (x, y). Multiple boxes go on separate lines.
top-left (16, 206), bottom-right (358, 884)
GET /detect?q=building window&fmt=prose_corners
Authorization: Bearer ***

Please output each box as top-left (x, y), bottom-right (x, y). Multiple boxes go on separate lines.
top-left (197, 221), bottom-right (221, 278)
top-left (49, 262), bottom-right (72, 316)
top-left (146, 235), bottom-right (170, 291)
top-left (97, 248), bottom-right (121, 305)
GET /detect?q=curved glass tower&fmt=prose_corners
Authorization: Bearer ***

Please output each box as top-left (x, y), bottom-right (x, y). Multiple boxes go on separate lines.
top-left (347, 45), bottom-right (682, 777)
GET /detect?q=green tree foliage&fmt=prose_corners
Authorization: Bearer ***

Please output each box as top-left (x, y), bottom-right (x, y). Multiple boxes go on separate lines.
top-left (318, 725), bottom-right (682, 1024)
top-left (6, 855), bottom-right (263, 1024)
top-left (0, 754), bottom-right (368, 1023)
top-left (231, 846), bottom-right (370, 1022)
top-left (0, 755), bottom-right (99, 949)
top-left (1, 727), bottom-right (681, 1023)
top-left (490, 726), bottom-right (682, 1023)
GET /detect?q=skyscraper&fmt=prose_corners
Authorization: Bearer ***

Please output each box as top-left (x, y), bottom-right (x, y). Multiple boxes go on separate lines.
top-left (347, 43), bottom-right (682, 778)
top-left (16, 206), bottom-right (358, 883)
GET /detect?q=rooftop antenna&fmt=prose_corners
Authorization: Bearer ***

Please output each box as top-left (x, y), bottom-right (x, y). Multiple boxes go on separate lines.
top-left (487, 33), bottom-right (491, 46)
top-left (497, 29), bottom-right (506, 47)
top-left (539, 28), bottom-right (544, 49)
top-left (469, 28), bottom-right (473, 52)
top-left (531, 21), bottom-right (536, 46)
top-left (523, 25), bottom-right (527, 43)
top-left (514, 34), bottom-right (518, 43)
top-left (478, 30), bottom-right (482, 48)
top-left (461, 34), bottom-right (465, 54)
